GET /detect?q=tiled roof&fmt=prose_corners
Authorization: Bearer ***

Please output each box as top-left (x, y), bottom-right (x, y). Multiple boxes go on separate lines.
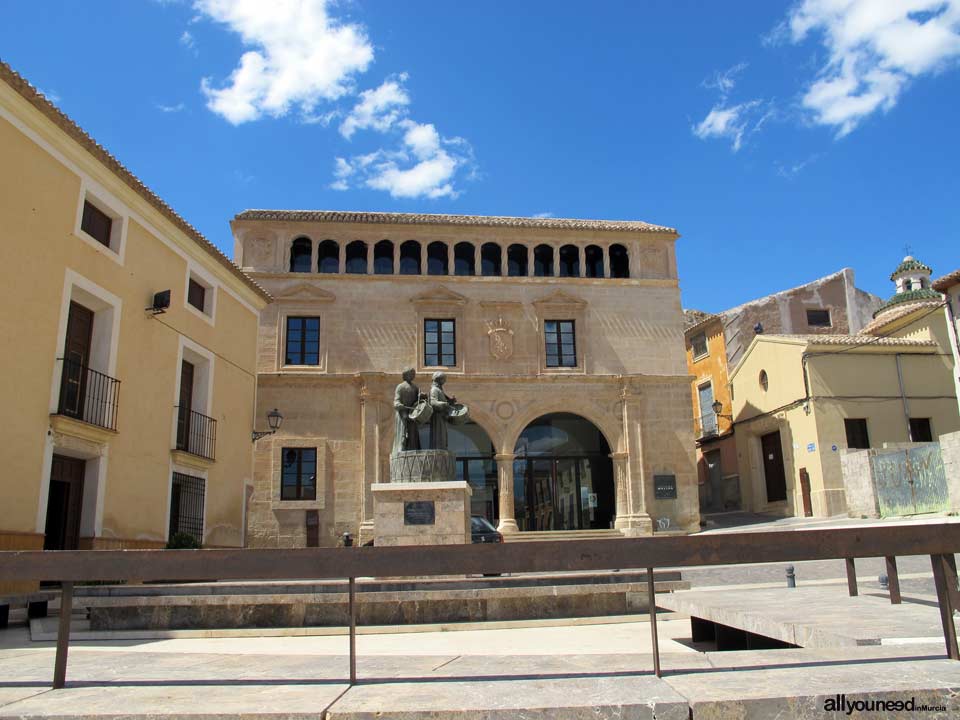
top-left (234, 209), bottom-right (677, 234)
top-left (933, 269), bottom-right (960, 292)
top-left (873, 288), bottom-right (942, 315)
top-left (0, 60), bottom-right (271, 302)
top-left (772, 334), bottom-right (937, 348)
top-left (683, 308), bottom-right (718, 331)
top-left (890, 256), bottom-right (932, 280)
top-left (859, 299), bottom-right (943, 336)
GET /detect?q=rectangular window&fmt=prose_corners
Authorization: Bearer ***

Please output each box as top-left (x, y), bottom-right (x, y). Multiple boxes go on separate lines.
top-left (424, 318), bottom-right (456, 366)
top-left (187, 278), bottom-right (206, 312)
top-left (285, 317), bottom-right (320, 365)
top-left (691, 331), bottom-right (708, 358)
top-left (81, 200), bottom-right (112, 248)
top-left (909, 418), bottom-right (933, 443)
top-left (806, 309), bottom-right (831, 327)
top-left (698, 382), bottom-right (717, 435)
top-left (545, 320), bottom-right (577, 367)
top-left (844, 418), bottom-right (870, 449)
top-left (168, 472), bottom-right (205, 543)
top-left (281, 447), bottom-right (317, 501)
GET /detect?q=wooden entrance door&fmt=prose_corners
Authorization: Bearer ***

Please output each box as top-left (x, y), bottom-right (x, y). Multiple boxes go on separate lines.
top-left (44, 455), bottom-right (86, 550)
top-left (176, 360), bottom-right (195, 451)
top-left (60, 302), bottom-right (94, 419)
top-left (760, 431), bottom-right (787, 503)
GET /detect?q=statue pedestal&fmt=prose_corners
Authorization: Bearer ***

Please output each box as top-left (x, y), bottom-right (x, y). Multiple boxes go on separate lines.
top-left (372, 482), bottom-right (471, 547)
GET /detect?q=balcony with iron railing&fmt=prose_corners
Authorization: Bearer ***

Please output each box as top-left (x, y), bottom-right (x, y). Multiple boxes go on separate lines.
top-left (175, 406), bottom-right (217, 461)
top-left (695, 411), bottom-right (719, 440)
top-left (55, 358), bottom-right (120, 431)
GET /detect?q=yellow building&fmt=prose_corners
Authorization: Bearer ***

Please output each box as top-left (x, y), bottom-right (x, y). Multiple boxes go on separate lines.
top-left (0, 61), bottom-right (270, 574)
top-left (729, 257), bottom-right (958, 518)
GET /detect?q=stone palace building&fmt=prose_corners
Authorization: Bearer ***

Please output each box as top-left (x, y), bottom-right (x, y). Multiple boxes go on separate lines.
top-left (234, 210), bottom-right (698, 547)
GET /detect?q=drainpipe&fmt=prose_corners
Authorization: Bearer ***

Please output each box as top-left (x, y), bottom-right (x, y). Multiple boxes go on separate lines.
top-left (895, 353), bottom-right (912, 442)
top-left (801, 352), bottom-right (813, 414)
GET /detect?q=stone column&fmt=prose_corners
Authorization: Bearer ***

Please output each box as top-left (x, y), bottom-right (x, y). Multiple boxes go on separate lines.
top-left (474, 244), bottom-right (482, 276)
top-left (553, 245), bottom-right (560, 277)
top-left (500, 245), bottom-right (508, 277)
top-left (366, 243), bottom-right (375, 274)
top-left (310, 239), bottom-right (318, 273)
top-left (603, 247), bottom-right (611, 279)
top-left (338, 242), bottom-right (346, 274)
top-left (393, 243), bottom-right (400, 274)
top-left (358, 381), bottom-right (381, 543)
top-left (447, 243), bottom-right (454, 276)
top-left (578, 246), bottom-right (586, 278)
top-left (526, 245), bottom-right (532, 277)
top-left (495, 453), bottom-right (519, 533)
top-left (611, 451), bottom-right (630, 528)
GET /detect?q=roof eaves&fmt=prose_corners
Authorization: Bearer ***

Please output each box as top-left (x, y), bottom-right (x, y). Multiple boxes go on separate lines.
top-left (0, 60), bottom-right (272, 303)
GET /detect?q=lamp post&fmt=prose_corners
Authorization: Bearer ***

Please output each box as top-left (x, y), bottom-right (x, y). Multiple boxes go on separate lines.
top-left (711, 400), bottom-right (734, 423)
top-left (252, 408), bottom-right (283, 442)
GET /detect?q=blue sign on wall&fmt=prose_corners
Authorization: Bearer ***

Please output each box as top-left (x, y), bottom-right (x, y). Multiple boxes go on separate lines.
top-left (807, 443), bottom-right (816, 452)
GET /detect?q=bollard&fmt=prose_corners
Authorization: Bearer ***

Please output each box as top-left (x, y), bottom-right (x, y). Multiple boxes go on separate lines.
top-left (342, 532), bottom-right (354, 547)
top-left (786, 565), bottom-right (796, 588)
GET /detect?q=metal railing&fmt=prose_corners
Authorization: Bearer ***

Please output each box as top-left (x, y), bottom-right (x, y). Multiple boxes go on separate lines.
top-left (56, 358), bottom-right (120, 431)
top-left (695, 412), bottom-right (719, 438)
top-left (0, 523), bottom-right (956, 690)
top-left (175, 406), bottom-right (217, 461)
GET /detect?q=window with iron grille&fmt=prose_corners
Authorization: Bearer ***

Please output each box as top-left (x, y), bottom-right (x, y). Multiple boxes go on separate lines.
top-left (282, 447), bottom-right (317, 500)
top-left (691, 331), bottom-right (708, 358)
top-left (424, 319), bottom-right (456, 366)
top-left (187, 278), bottom-right (207, 312)
top-left (285, 317), bottom-right (320, 365)
top-left (168, 472), bottom-right (205, 543)
top-left (81, 200), bottom-right (112, 248)
top-left (545, 320), bottom-right (577, 367)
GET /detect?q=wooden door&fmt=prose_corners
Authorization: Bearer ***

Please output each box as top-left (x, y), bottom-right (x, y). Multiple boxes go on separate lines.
top-left (43, 455), bottom-right (85, 550)
top-left (60, 302), bottom-right (94, 418)
top-left (760, 431), bottom-right (787, 503)
top-left (176, 360), bottom-right (195, 450)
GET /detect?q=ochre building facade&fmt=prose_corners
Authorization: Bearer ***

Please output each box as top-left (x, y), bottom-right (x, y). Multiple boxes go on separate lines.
top-left (235, 210), bottom-right (699, 547)
top-left (0, 62), bottom-right (269, 590)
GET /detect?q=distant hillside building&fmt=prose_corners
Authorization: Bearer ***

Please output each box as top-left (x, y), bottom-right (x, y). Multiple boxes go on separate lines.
top-left (684, 269), bottom-right (882, 515)
top-left (234, 210), bottom-right (700, 546)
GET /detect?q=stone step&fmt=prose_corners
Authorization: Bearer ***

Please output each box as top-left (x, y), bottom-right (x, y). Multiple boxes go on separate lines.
top-left (503, 529), bottom-right (624, 542)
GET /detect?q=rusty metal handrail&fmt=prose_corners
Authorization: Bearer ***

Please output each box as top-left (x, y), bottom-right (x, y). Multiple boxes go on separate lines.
top-left (0, 523), bottom-right (957, 689)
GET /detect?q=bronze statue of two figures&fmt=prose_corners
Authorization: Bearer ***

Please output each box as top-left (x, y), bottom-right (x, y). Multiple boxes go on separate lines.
top-left (391, 369), bottom-right (469, 457)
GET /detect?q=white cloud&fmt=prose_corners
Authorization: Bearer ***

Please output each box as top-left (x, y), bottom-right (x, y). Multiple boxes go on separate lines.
top-left (693, 100), bottom-right (764, 151)
top-left (156, 102), bottom-right (186, 113)
top-left (194, 0), bottom-right (373, 124)
top-left (703, 62), bottom-right (748, 96)
top-left (332, 121), bottom-right (473, 199)
top-left (339, 75), bottom-right (409, 138)
top-left (532, 212), bottom-right (554, 218)
top-left (776, 153), bottom-right (823, 178)
top-left (787, 0), bottom-right (960, 136)
top-left (37, 87), bottom-right (61, 104)
top-left (180, 30), bottom-right (196, 50)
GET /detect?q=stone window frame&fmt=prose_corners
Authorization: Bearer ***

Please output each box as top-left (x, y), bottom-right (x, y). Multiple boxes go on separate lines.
top-left (533, 292), bottom-right (588, 376)
top-left (412, 288), bottom-right (467, 375)
top-left (270, 437), bottom-right (326, 511)
top-left (277, 305), bottom-right (329, 373)
top-left (73, 179), bottom-right (128, 265)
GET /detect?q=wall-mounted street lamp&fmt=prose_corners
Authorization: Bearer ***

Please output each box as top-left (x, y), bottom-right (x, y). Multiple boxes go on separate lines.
top-left (711, 400), bottom-right (734, 422)
top-left (252, 408), bottom-right (283, 442)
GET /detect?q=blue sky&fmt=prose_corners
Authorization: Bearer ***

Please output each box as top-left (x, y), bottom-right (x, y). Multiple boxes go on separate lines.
top-left (3, 1), bottom-right (958, 311)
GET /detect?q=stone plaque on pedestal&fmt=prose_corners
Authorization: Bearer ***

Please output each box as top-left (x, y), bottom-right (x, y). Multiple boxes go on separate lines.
top-left (372, 482), bottom-right (471, 547)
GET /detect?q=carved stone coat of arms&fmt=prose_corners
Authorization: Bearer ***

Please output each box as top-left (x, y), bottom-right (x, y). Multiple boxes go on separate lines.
top-left (486, 317), bottom-right (514, 360)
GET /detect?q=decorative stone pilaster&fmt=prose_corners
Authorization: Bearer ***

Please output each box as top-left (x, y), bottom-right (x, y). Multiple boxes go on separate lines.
top-left (358, 381), bottom-right (380, 543)
top-left (495, 453), bottom-right (519, 533)
top-left (617, 385), bottom-right (653, 536)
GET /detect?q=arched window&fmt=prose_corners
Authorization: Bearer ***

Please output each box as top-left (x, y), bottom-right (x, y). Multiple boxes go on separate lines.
top-left (481, 243), bottom-right (502, 276)
top-left (374, 240), bottom-right (394, 274)
top-left (609, 243), bottom-right (629, 278)
top-left (454, 242), bottom-right (475, 276)
top-left (559, 245), bottom-right (579, 277)
top-left (513, 413), bottom-right (614, 532)
top-left (427, 241), bottom-right (448, 275)
top-left (585, 245), bottom-right (604, 278)
top-left (289, 237), bottom-right (312, 273)
top-left (345, 240), bottom-right (367, 274)
top-left (317, 240), bottom-right (339, 273)
top-left (534, 244), bottom-right (554, 277)
top-left (399, 240), bottom-right (421, 275)
top-left (507, 244), bottom-right (528, 276)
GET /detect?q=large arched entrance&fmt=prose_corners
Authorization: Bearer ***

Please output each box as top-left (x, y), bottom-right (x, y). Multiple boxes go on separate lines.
top-left (419, 421), bottom-right (498, 523)
top-left (513, 413), bottom-right (614, 531)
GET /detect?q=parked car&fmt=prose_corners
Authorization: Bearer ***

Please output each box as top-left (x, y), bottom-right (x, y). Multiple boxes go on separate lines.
top-left (471, 515), bottom-right (503, 544)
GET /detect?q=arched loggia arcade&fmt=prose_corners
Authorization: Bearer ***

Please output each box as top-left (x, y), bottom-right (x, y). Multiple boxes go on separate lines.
top-left (512, 413), bottom-right (614, 531)
top-left (419, 420), bottom-right (498, 524)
